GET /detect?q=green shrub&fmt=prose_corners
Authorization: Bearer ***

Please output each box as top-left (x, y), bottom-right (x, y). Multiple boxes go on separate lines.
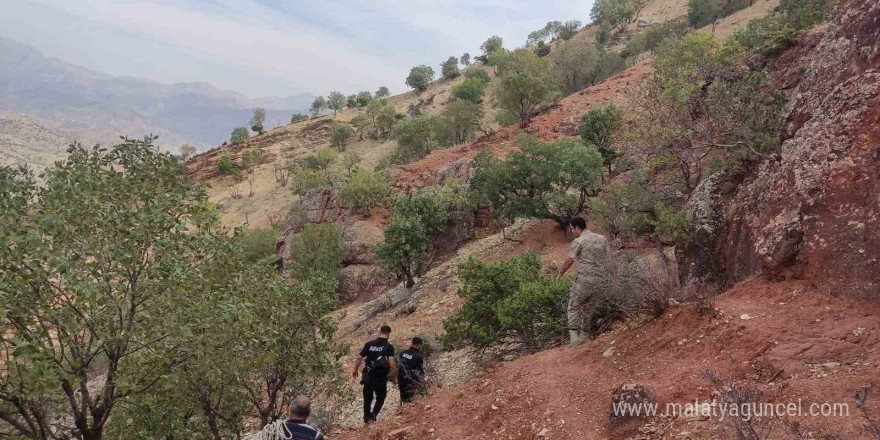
top-left (392, 116), bottom-right (437, 164)
top-left (230, 127), bottom-right (249, 144)
top-left (299, 149), bottom-right (337, 171)
top-left (493, 48), bottom-right (558, 128)
top-left (375, 86), bottom-right (391, 99)
top-left (731, 14), bottom-right (800, 56)
top-left (435, 100), bottom-right (483, 146)
top-left (376, 192), bottom-right (448, 287)
top-left (651, 202), bottom-right (690, 245)
top-left (342, 151), bottom-right (361, 174)
top-left (330, 124), bottom-right (355, 151)
top-left (778, 0), bottom-right (834, 30)
top-left (286, 223), bottom-right (344, 280)
top-left (356, 91), bottom-right (373, 107)
top-left (589, 179), bottom-right (657, 239)
top-left (452, 77), bottom-right (487, 103)
top-left (622, 18), bottom-right (689, 57)
top-left (218, 155), bottom-right (236, 175)
top-left (442, 253), bottom-right (569, 352)
top-left (441, 56), bottom-right (460, 79)
top-left (580, 104), bottom-right (625, 176)
top-left (327, 91), bottom-right (346, 116)
top-left (558, 19), bottom-right (582, 40)
top-left (406, 65), bottom-right (435, 91)
top-left (290, 113), bottom-right (309, 124)
top-left (591, 0), bottom-right (642, 33)
top-left (289, 167), bottom-right (334, 196)
top-left (236, 227), bottom-right (280, 263)
top-left (464, 67), bottom-right (491, 83)
top-left (338, 170), bottom-right (394, 208)
top-left (688, 0), bottom-right (751, 28)
top-left (241, 149), bottom-right (264, 170)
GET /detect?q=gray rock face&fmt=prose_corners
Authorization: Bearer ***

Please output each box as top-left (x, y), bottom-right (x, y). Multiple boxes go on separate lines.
top-left (342, 220), bottom-right (384, 265)
top-left (609, 383), bottom-right (657, 429)
top-left (678, 173), bottom-right (726, 285)
top-left (434, 207), bottom-right (476, 257)
top-left (434, 158), bottom-right (473, 186)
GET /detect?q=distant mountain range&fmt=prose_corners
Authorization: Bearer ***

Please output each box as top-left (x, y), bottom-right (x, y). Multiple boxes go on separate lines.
top-left (0, 37), bottom-right (313, 169)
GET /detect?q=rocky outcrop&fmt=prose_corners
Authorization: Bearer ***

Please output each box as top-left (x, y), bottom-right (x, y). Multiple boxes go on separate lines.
top-left (434, 158), bottom-right (473, 186)
top-left (678, 173), bottom-right (726, 284)
top-left (434, 206), bottom-right (476, 257)
top-left (683, 0), bottom-right (880, 299)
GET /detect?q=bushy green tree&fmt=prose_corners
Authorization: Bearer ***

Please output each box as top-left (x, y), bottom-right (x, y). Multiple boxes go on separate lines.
top-left (442, 253), bottom-right (569, 352)
top-left (331, 123), bottom-right (355, 151)
top-left (290, 112), bottom-right (309, 123)
top-left (290, 150), bottom-right (337, 195)
top-left (406, 65), bottom-right (435, 91)
top-left (250, 107), bottom-right (266, 134)
top-left (366, 99), bottom-right (399, 139)
top-left (441, 56), bottom-right (460, 79)
top-left (580, 104), bottom-right (625, 177)
top-left (527, 28), bottom-right (550, 47)
top-left (237, 226), bottom-right (281, 262)
top-left (231, 126), bottom-right (250, 144)
top-left (218, 154), bottom-right (236, 174)
top-left (356, 90), bottom-right (373, 106)
top-left (375, 86), bottom-right (391, 99)
top-left (553, 40), bottom-right (602, 94)
top-left (436, 99), bottom-right (483, 146)
top-left (464, 67), bottom-right (491, 83)
top-left (376, 193), bottom-right (449, 288)
top-left (622, 18), bottom-right (689, 57)
top-left (589, 178), bottom-right (657, 239)
top-left (545, 20), bottom-right (563, 40)
top-left (492, 48), bottom-right (558, 128)
top-left (460, 52), bottom-right (471, 66)
top-left (688, 0), bottom-right (750, 27)
top-left (470, 135), bottom-right (604, 227)
top-left (452, 77), bottom-right (487, 103)
top-left (346, 94), bottom-right (358, 108)
top-left (559, 19), bottom-right (583, 40)
top-left (480, 35), bottom-right (504, 56)
top-left (286, 223), bottom-right (345, 280)
top-left (338, 169), bottom-right (395, 209)
top-left (310, 96), bottom-right (326, 116)
top-left (392, 116), bottom-right (437, 164)
top-left (591, 0), bottom-right (644, 33)
top-left (327, 91), bottom-right (346, 117)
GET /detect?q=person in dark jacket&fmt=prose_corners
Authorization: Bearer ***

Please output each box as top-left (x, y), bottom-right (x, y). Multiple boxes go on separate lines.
top-left (282, 395), bottom-right (324, 440)
top-left (352, 325), bottom-right (397, 424)
top-left (397, 337), bottom-right (425, 403)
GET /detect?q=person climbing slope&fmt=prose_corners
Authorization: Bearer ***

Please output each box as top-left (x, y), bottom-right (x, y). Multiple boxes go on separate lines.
top-left (397, 337), bottom-right (425, 403)
top-left (558, 217), bottom-right (613, 346)
top-left (352, 325), bottom-right (397, 424)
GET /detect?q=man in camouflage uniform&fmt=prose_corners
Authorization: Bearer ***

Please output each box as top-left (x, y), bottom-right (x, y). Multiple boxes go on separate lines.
top-left (558, 217), bottom-right (612, 346)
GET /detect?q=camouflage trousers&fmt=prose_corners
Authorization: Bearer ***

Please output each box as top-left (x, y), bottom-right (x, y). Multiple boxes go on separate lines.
top-left (567, 274), bottom-right (610, 345)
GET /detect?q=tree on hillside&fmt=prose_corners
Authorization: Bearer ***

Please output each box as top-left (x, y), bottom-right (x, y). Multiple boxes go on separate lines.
top-left (527, 28), bottom-right (550, 47)
top-left (285, 223), bottom-right (345, 280)
top-left (553, 41), bottom-right (602, 95)
top-left (406, 65), bottom-right (435, 92)
top-left (480, 35), bottom-right (504, 56)
top-left (591, 0), bottom-right (644, 34)
top-left (0, 139), bottom-right (221, 440)
top-left (310, 96), bottom-right (326, 116)
top-left (179, 143), bottom-right (197, 160)
top-left (375, 86), bottom-right (391, 99)
top-left (218, 154), bottom-right (236, 175)
top-left (580, 104), bottom-right (625, 177)
top-left (231, 126), bottom-right (250, 144)
top-left (559, 20), bottom-right (583, 40)
top-left (460, 52), bottom-right (471, 66)
top-left (327, 91), bottom-right (346, 117)
top-left (544, 21), bottom-right (563, 40)
top-left (356, 90), bottom-right (373, 107)
top-left (330, 123), bottom-right (355, 151)
top-left (492, 48), bottom-right (558, 128)
top-left (470, 135), bottom-right (604, 227)
top-left (376, 193), bottom-right (449, 288)
top-left (441, 56), bottom-right (461, 79)
top-left (250, 107), bottom-right (266, 134)
top-left (366, 100), bottom-right (399, 139)
top-left (392, 116), bottom-right (437, 164)
top-left (291, 112), bottom-right (309, 123)
top-left (347, 94), bottom-right (359, 108)
top-left (436, 99), bottom-right (483, 146)
top-left (452, 77), bottom-right (487, 103)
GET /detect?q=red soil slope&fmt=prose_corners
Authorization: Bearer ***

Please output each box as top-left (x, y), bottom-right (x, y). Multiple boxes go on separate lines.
top-left (335, 278), bottom-right (880, 440)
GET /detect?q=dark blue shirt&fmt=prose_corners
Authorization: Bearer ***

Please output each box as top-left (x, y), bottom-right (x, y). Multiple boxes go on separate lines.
top-left (282, 420), bottom-right (324, 440)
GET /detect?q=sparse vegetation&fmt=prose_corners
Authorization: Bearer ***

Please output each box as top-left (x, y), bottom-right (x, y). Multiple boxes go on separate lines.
top-left (250, 107), bottom-right (266, 134)
top-left (406, 65), bottom-right (436, 91)
top-left (622, 18), bottom-right (689, 58)
top-left (218, 154), bottom-right (236, 175)
top-left (392, 116), bottom-right (438, 164)
top-left (591, 0), bottom-right (645, 34)
top-left (290, 112), bottom-right (309, 123)
top-left (688, 0), bottom-right (750, 27)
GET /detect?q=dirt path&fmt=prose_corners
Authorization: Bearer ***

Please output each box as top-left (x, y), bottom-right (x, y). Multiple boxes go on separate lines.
top-left (333, 278), bottom-right (880, 440)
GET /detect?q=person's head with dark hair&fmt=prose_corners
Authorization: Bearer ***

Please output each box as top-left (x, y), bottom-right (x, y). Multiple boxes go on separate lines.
top-left (569, 217), bottom-right (586, 232)
top-left (379, 325), bottom-right (392, 337)
top-left (290, 395), bottom-right (311, 421)
top-left (411, 337), bottom-right (423, 350)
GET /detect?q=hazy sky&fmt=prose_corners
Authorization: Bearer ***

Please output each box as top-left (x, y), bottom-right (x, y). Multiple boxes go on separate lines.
top-left (0, 0), bottom-right (595, 98)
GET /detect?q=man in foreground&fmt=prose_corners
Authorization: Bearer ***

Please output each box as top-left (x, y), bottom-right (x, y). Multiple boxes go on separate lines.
top-left (397, 337), bottom-right (425, 403)
top-left (352, 325), bottom-right (397, 424)
top-left (558, 217), bottom-right (613, 346)
top-left (283, 395), bottom-right (324, 440)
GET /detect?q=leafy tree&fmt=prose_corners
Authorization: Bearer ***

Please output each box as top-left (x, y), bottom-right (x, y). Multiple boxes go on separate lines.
top-left (486, 49), bottom-right (512, 75)
top-left (406, 65), bottom-right (435, 91)
top-left (470, 135), bottom-right (604, 227)
top-left (179, 143), bottom-right (197, 160)
top-left (464, 67), bottom-right (491, 83)
top-left (338, 169), bottom-right (395, 209)
top-left (347, 94), bottom-right (359, 108)
top-left (237, 226), bottom-right (281, 262)
top-left (331, 123), bottom-right (355, 151)
top-left (376, 193), bottom-right (448, 288)
top-left (290, 112), bottom-right (309, 123)
top-left (580, 104), bottom-right (625, 177)
top-left (622, 18), bottom-right (689, 57)
top-left (250, 107), bottom-right (266, 134)
top-left (290, 150), bottom-right (337, 195)
top-left (375, 86), bottom-right (391, 99)
top-left (452, 77), bottom-right (487, 103)
top-left (441, 56), bottom-right (460, 79)
top-left (492, 48), bottom-right (558, 128)
top-left (553, 40), bottom-right (602, 94)
top-left (327, 91), bottom-right (346, 117)
top-left (460, 52), bottom-right (471, 66)
top-left (544, 21), bottom-right (563, 40)
top-left (218, 154), bottom-right (236, 174)
top-left (231, 126), bottom-right (250, 144)
top-left (436, 99), bottom-right (483, 146)
top-left (527, 28), bottom-right (550, 47)
top-left (286, 223), bottom-right (345, 280)
top-left (356, 90), bottom-right (373, 106)
top-left (392, 116), bottom-right (437, 164)
top-left (442, 253), bottom-right (569, 352)
top-left (589, 177), bottom-right (657, 239)
top-left (480, 35), bottom-right (504, 56)
top-left (299, 148), bottom-right (337, 171)
top-left (559, 20), bottom-right (583, 40)
top-left (591, 0), bottom-right (644, 33)
top-left (342, 151), bottom-right (361, 174)
top-left (311, 96), bottom-right (327, 116)
top-left (366, 100), bottom-right (399, 139)
top-left (0, 138), bottom-right (220, 440)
